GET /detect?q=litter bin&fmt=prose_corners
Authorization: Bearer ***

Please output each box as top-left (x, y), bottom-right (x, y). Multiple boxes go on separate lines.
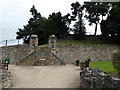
top-left (5, 58), bottom-right (10, 64)
top-left (75, 60), bottom-right (79, 66)
top-left (5, 58), bottom-right (10, 70)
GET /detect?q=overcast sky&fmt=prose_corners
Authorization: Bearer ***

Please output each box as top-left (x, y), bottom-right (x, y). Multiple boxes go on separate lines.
top-left (0, 0), bottom-right (103, 42)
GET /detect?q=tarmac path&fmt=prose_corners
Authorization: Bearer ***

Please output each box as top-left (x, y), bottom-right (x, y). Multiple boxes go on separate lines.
top-left (9, 64), bottom-right (80, 88)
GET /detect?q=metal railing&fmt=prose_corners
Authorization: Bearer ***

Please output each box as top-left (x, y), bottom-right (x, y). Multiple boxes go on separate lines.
top-left (0, 39), bottom-right (23, 47)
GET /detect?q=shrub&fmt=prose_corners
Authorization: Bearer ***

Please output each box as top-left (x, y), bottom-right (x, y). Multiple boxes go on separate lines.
top-left (112, 52), bottom-right (120, 72)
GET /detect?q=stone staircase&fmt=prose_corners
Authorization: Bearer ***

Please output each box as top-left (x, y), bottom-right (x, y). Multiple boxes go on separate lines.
top-left (16, 47), bottom-right (65, 66)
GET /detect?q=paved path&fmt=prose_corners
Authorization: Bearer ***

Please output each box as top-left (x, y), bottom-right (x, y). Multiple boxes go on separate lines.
top-left (9, 64), bottom-right (81, 88)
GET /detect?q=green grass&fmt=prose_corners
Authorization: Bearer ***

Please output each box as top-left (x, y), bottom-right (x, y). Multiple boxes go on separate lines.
top-left (58, 36), bottom-right (113, 45)
top-left (39, 44), bottom-right (49, 47)
top-left (57, 39), bottom-right (84, 45)
top-left (89, 61), bottom-right (117, 74)
top-left (57, 40), bottom-right (105, 46)
top-left (39, 37), bottom-right (110, 47)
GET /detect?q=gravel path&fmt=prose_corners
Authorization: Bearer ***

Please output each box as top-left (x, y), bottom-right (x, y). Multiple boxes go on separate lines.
top-left (9, 64), bottom-right (80, 88)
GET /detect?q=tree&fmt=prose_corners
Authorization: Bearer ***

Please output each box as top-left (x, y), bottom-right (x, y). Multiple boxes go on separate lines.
top-left (73, 21), bottom-right (86, 40)
top-left (16, 5), bottom-right (71, 45)
top-left (71, 2), bottom-right (86, 40)
top-left (48, 12), bottom-right (69, 38)
top-left (84, 2), bottom-right (109, 36)
top-left (16, 5), bottom-right (47, 45)
top-left (63, 13), bottom-right (72, 33)
top-left (16, 24), bottom-right (31, 44)
top-left (101, 2), bottom-right (120, 43)
top-left (44, 18), bottom-right (58, 37)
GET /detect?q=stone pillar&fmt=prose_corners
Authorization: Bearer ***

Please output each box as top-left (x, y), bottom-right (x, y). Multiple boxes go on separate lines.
top-left (30, 35), bottom-right (38, 46)
top-left (49, 35), bottom-right (57, 50)
top-left (29, 35), bottom-right (38, 53)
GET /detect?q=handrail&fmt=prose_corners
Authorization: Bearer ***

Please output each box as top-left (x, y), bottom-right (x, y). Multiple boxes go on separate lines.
top-left (18, 51), bottom-right (34, 64)
top-left (51, 51), bottom-right (65, 65)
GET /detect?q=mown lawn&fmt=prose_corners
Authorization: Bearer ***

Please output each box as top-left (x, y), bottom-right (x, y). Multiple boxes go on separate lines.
top-left (89, 61), bottom-right (117, 74)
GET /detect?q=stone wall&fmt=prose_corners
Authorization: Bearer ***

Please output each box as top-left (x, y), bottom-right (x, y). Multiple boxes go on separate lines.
top-left (0, 44), bottom-right (32, 63)
top-left (0, 44), bottom-right (120, 64)
top-left (56, 45), bottom-right (120, 63)
top-left (0, 69), bottom-right (12, 88)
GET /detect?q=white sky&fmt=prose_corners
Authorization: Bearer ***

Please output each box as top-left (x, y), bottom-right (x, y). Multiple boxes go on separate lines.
top-left (0, 0), bottom-right (101, 42)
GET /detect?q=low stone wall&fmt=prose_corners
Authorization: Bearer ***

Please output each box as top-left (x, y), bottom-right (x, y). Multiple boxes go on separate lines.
top-left (56, 45), bottom-right (120, 63)
top-left (80, 68), bottom-right (120, 88)
top-left (0, 69), bottom-right (12, 88)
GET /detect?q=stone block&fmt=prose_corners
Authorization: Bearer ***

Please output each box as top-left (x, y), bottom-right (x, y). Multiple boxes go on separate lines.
top-left (80, 68), bottom-right (119, 88)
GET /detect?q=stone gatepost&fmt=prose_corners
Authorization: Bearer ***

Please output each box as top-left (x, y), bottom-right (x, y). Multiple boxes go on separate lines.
top-left (30, 35), bottom-right (38, 46)
top-left (30, 35), bottom-right (38, 53)
top-left (49, 35), bottom-right (57, 51)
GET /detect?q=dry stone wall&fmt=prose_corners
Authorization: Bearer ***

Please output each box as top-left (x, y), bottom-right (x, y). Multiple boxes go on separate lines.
top-left (0, 69), bottom-right (12, 88)
top-left (0, 44), bottom-right (120, 64)
top-left (0, 44), bottom-right (31, 63)
top-left (56, 45), bottom-right (120, 63)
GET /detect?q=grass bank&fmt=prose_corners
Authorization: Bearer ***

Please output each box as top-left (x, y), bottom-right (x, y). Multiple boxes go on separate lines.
top-left (40, 37), bottom-right (108, 47)
top-left (57, 37), bottom-right (104, 45)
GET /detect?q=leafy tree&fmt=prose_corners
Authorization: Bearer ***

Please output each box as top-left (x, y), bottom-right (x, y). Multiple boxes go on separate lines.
top-left (48, 12), bottom-right (69, 38)
top-left (101, 2), bottom-right (120, 43)
top-left (16, 24), bottom-right (31, 44)
top-left (73, 21), bottom-right (86, 40)
top-left (71, 2), bottom-right (86, 40)
top-left (63, 13), bottom-right (72, 32)
top-left (16, 5), bottom-right (71, 45)
top-left (44, 18), bottom-right (58, 37)
top-left (16, 5), bottom-right (47, 45)
top-left (84, 2), bottom-right (109, 36)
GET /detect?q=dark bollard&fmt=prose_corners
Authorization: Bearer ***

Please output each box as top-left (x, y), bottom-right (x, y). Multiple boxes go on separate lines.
top-left (75, 60), bottom-right (79, 66)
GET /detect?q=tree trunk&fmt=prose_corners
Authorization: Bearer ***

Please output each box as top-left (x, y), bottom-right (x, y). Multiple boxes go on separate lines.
top-left (78, 13), bottom-right (82, 32)
top-left (102, 15), bottom-right (103, 21)
top-left (94, 23), bottom-right (98, 36)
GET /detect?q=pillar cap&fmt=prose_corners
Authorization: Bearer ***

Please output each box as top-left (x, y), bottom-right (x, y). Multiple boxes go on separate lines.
top-left (49, 35), bottom-right (57, 40)
top-left (31, 35), bottom-right (38, 38)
